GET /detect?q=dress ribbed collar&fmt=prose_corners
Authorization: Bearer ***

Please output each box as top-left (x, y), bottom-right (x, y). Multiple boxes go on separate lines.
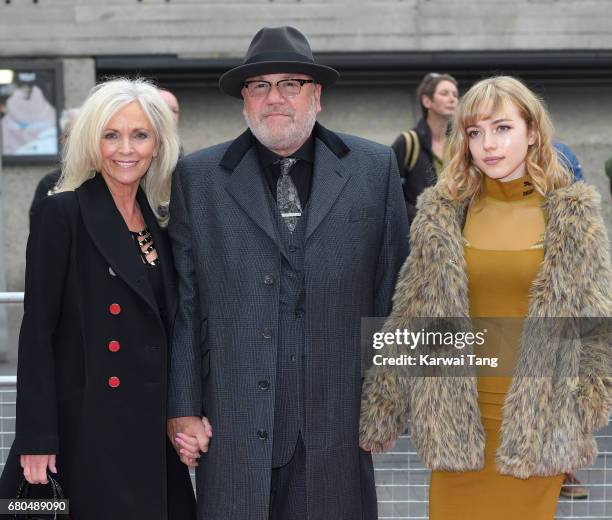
top-left (484, 175), bottom-right (538, 202)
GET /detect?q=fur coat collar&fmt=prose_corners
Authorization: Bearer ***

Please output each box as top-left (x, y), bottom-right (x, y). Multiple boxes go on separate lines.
top-left (360, 181), bottom-right (612, 478)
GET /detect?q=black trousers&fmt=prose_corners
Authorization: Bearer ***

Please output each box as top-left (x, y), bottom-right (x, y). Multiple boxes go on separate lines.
top-left (268, 435), bottom-right (379, 520)
top-left (269, 435), bottom-right (306, 520)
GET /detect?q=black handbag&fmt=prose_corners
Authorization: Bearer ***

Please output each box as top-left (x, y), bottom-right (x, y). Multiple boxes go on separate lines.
top-left (12, 474), bottom-right (69, 520)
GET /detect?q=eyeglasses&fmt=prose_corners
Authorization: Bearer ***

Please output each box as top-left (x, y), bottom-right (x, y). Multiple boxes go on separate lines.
top-left (242, 79), bottom-right (316, 99)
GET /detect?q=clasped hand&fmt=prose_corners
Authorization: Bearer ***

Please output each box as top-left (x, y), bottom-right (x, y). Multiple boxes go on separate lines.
top-left (167, 416), bottom-right (213, 468)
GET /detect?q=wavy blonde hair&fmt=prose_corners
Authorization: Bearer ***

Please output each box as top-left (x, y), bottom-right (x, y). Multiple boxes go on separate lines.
top-left (440, 76), bottom-right (571, 201)
top-left (57, 78), bottom-right (180, 226)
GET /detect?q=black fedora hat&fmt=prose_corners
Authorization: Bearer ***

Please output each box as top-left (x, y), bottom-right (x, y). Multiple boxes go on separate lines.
top-left (219, 26), bottom-right (339, 99)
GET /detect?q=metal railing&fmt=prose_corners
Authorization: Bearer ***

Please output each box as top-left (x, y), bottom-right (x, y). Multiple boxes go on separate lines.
top-left (374, 423), bottom-right (612, 519)
top-left (0, 292), bottom-right (610, 518)
top-left (0, 377), bottom-right (16, 475)
top-left (0, 293), bottom-right (26, 304)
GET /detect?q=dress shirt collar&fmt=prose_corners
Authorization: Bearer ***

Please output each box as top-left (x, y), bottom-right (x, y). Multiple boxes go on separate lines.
top-left (254, 132), bottom-right (315, 169)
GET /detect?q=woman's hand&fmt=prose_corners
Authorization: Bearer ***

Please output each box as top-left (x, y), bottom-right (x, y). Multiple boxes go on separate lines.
top-left (20, 454), bottom-right (57, 484)
top-left (168, 416), bottom-right (213, 468)
top-left (360, 439), bottom-right (396, 454)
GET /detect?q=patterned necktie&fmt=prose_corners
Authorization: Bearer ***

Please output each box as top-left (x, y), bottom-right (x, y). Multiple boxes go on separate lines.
top-left (276, 157), bottom-right (302, 232)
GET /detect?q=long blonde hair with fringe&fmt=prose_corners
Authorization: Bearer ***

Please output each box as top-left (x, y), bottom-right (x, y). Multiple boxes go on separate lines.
top-left (440, 76), bottom-right (571, 201)
top-left (57, 78), bottom-right (180, 226)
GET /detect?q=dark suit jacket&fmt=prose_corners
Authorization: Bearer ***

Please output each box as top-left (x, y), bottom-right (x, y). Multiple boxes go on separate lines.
top-left (0, 174), bottom-right (193, 519)
top-left (29, 168), bottom-right (61, 221)
top-left (167, 123), bottom-right (409, 520)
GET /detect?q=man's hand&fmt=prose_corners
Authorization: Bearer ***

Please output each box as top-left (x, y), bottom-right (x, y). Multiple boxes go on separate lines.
top-left (167, 416), bottom-right (213, 468)
top-left (20, 454), bottom-right (57, 484)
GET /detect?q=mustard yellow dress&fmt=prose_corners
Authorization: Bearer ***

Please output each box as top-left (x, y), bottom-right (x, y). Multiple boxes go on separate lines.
top-left (428, 175), bottom-right (564, 519)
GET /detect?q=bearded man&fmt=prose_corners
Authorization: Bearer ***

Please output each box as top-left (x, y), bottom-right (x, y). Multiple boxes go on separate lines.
top-left (166, 26), bottom-right (409, 520)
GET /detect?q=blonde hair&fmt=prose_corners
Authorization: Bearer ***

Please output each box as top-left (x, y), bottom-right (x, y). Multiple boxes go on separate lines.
top-left (57, 78), bottom-right (180, 226)
top-left (440, 76), bottom-right (571, 201)
top-left (59, 108), bottom-right (80, 137)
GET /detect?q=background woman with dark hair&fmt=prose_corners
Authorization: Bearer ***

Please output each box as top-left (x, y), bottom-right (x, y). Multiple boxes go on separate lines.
top-left (391, 72), bottom-right (458, 223)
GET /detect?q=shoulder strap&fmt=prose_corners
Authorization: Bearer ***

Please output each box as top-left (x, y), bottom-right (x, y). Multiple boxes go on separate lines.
top-left (401, 130), bottom-right (421, 174)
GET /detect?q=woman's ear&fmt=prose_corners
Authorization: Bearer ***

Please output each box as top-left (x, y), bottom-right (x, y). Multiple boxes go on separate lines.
top-left (528, 125), bottom-right (537, 147)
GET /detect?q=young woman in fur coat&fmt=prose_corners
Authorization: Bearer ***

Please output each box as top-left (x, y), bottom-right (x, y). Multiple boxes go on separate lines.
top-left (359, 76), bottom-right (612, 519)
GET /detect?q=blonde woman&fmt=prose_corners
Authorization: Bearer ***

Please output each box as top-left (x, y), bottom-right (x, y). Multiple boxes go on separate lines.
top-left (0, 78), bottom-right (196, 519)
top-left (360, 76), bottom-right (611, 519)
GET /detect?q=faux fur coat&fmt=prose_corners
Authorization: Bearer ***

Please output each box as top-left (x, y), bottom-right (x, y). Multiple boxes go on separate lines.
top-left (360, 180), bottom-right (612, 478)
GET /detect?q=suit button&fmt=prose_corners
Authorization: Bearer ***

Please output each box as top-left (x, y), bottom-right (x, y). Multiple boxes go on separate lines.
top-left (262, 328), bottom-right (273, 339)
top-left (263, 274), bottom-right (274, 285)
top-left (295, 310), bottom-right (304, 318)
top-left (257, 429), bottom-right (268, 440)
top-left (108, 376), bottom-right (121, 388)
top-left (258, 380), bottom-right (270, 390)
top-left (108, 340), bottom-right (120, 352)
top-left (109, 303), bottom-right (121, 315)
top-left (289, 245), bottom-right (298, 253)
top-left (290, 355), bottom-right (296, 362)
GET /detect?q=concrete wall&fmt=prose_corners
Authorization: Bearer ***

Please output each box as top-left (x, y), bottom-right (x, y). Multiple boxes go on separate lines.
top-left (1, 0), bottom-right (612, 57)
top-left (3, 80), bottom-right (611, 292)
top-left (1, 1), bottom-right (611, 294)
top-left (2, 58), bottom-right (96, 291)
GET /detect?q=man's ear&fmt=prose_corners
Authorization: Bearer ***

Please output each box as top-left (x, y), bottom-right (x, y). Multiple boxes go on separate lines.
top-left (315, 83), bottom-right (322, 114)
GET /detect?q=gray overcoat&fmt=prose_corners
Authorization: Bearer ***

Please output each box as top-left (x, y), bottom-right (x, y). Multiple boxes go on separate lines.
top-left (168, 123), bottom-right (409, 520)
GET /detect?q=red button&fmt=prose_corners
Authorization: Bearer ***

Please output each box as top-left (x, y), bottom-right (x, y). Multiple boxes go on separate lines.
top-left (108, 340), bottom-right (120, 353)
top-left (109, 303), bottom-right (121, 315)
top-left (108, 376), bottom-right (120, 388)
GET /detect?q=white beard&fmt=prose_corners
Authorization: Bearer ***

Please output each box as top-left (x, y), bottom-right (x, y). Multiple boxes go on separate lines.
top-left (243, 94), bottom-right (317, 153)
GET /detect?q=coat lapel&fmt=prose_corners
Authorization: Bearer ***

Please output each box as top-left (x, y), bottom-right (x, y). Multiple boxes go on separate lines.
top-left (222, 125), bottom-right (351, 248)
top-left (76, 174), bottom-right (158, 314)
top-left (138, 191), bottom-right (177, 324)
top-left (224, 144), bottom-right (286, 257)
top-left (305, 137), bottom-right (351, 240)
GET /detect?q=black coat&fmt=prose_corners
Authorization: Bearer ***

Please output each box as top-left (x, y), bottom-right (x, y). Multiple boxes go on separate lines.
top-left (0, 174), bottom-right (194, 519)
top-left (391, 117), bottom-right (438, 224)
top-left (29, 168), bottom-right (61, 221)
